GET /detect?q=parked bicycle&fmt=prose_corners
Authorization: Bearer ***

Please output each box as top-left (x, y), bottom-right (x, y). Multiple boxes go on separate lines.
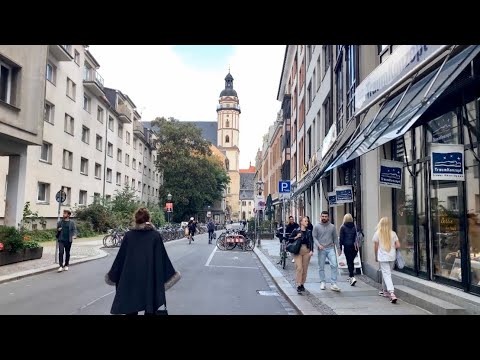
top-left (103, 227), bottom-right (127, 248)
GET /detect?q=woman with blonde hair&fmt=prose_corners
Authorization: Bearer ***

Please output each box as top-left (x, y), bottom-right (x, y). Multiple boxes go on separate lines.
top-left (373, 217), bottom-right (400, 303)
top-left (288, 216), bottom-right (314, 294)
top-left (339, 213), bottom-right (358, 286)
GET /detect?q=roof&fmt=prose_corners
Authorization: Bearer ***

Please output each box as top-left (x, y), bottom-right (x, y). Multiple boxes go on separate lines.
top-left (239, 190), bottom-right (255, 200)
top-left (142, 120), bottom-right (218, 145)
top-left (239, 165), bottom-right (256, 173)
top-left (220, 71), bottom-right (238, 97)
top-left (240, 172), bottom-right (255, 190)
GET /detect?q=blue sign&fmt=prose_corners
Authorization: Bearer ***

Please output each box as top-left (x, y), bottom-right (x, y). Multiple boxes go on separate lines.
top-left (278, 181), bottom-right (291, 193)
top-left (335, 186), bottom-right (353, 204)
top-left (328, 192), bottom-right (337, 207)
top-left (431, 144), bottom-right (465, 181)
top-left (379, 160), bottom-right (403, 189)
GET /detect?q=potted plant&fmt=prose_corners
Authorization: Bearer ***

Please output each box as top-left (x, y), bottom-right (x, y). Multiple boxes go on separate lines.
top-left (0, 226), bottom-right (43, 266)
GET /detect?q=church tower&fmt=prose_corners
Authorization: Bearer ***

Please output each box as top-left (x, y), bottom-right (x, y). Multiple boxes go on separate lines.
top-left (217, 71), bottom-right (241, 221)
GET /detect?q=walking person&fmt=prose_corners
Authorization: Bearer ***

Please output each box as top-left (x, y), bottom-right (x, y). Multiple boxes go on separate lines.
top-left (187, 217), bottom-right (197, 243)
top-left (284, 216), bottom-right (299, 263)
top-left (312, 211), bottom-right (341, 292)
top-left (373, 217), bottom-right (400, 303)
top-left (339, 213), bottom-right (359, 286)
top-left (207, 219), bottom-right (215, 244)
top-left (105, 207), bottom-right (181, 315)
top-left (289, 216), bottom-right (314, 294)
top-left (56, 209), bottom-right (77, 272)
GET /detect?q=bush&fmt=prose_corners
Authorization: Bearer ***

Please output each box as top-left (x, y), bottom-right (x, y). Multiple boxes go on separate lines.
top-left (26, 229), bottom-right (57, 242)
top-left (23, 240), bottom-right (40, 249)
top-left (76, 221), bottom-right (97, 238)
top-left (0, 226), bottom-right (24, 253)
top-left (75, 203), bottom-right (115, 232)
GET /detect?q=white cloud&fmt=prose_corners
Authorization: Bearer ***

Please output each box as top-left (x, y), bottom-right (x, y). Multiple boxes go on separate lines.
top-left (89, 45), bottom-right (285, 169)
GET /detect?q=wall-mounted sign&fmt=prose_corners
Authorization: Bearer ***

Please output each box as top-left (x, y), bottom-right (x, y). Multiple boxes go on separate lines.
top-left (322, 124), bottom-right (337, 159)
top-left (335, 185), bottom-right (353, 204)
top-left (430, 144), bottom-right (464, 181)
top-left (355, 45), bottom-right (447, 116)
top-left (379, 159), bottom-right (403, 189)
top-left (328, 192), bottom-right (337, 207)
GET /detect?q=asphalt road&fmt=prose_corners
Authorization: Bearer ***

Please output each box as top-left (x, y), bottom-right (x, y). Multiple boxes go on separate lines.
top-left (0, 231), bottom-right (294, 315)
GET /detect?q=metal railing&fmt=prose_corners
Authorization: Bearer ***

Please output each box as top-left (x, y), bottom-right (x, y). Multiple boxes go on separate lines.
top-left (83, 68), bottom-right (104, 88)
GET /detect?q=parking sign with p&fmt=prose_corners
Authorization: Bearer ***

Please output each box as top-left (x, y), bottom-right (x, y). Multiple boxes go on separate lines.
top-left (278, 180), bottom-right (291, 193)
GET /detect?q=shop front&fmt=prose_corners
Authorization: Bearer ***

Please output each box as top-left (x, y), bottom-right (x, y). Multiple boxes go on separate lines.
top-left (324, 45), bottom-right (480, 295)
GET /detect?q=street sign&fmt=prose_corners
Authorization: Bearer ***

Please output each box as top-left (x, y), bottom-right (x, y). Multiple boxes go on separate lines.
top-left (279, 192), bottom-right (291, 200)
top-left (55, 190), bottom-right (66, 203)
top-left (278, 180), bottom-right (291, 193)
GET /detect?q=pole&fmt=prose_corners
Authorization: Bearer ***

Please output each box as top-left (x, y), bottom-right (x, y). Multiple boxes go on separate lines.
top-left (282, 196), bottom-right (286, 240)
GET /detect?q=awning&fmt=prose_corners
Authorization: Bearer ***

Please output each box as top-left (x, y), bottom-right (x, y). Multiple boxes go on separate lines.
top-left (325, 45), bottom-right (480, 173)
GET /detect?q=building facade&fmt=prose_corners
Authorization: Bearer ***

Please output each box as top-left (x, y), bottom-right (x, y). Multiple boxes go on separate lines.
top-left (271, 44), bottom-right (480, 298)
top-left (217, 72), bottom-right (241, 221)
top-left (239, 165), bottom-right (256, 221)
top-left (0, 45), bottom-right (161, 228)
top-left (0, 45), bottom-right (48, 227)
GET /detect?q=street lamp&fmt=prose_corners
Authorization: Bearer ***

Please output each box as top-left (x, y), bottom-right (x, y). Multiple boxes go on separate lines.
top-left (167, 193), bottom-right (172, 223)
top-left (255, 180), bottom-right (264, 246)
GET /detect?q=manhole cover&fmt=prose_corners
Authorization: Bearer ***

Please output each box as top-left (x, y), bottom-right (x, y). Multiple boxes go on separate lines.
top-left (257, 290), bottom-right (279, 296)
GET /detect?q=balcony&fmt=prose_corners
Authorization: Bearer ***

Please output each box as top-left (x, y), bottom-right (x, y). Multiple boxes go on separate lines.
top-left (133, 121), bottom-right (145, 136)
top-left (83, 69), bottom-right (105, 97)
top-left (117, 103), bottom-right (133, 124)
top-left (48, 45), bottom-right (73, 61)
top-left (216, 103), bottom-right (241, 113)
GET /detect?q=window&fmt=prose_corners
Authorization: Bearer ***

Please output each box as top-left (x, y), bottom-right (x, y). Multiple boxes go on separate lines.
top-left (133, 139), bottom-right (137, 149)
top-left (44, 102), bottom-right (55, 124)
top-left (0, 61), bottom-right (12, 104)
top-left (62, 150), bottom-right (73, 170)
top-left (95, 163), bottom-right (101, 179)
top-left (125, 175), bottom-right (129, 185)
top-left (307, 127), bottom-right (312, 161)
top-left (226, 119), bottom-right (230, 127)
top-left (106, 168), bottom-right (112, 183)
top-left (324, 95), bottom-right (333, 131)
top-left (132, 158), bottom-right (136, 169)
top-left (94, 193), bottom-right (100, 203)
top-left (447, 196), bottom-right (459, 211)
top-left (116, 172), bottom-right (121, 185)
top-left (138, 181), bottom-right (141, 192)
top-left (139, 162), bottom-right (142, 172)
top-left (96, 135), bottom-right (102, 151)
top-left (117, 149), bottom-right (122, 162)
top-left (225, 135), bottom-right (230, 143)
top-left (118, 124), bottom-right (123, 139)
top-left (37, 182), bottom-right (50, 203)
top-left (144, 165), bottom-right (147, 175)
top-left (131, 179), bottom-right (135, 189)
top-left (322, 45), bottom-right (331, 75)
top-left (105, 195), bottom-right (111, 202)
top-left (97, 106), bottom-right (104, 123)
top-left (149, 169), bottom-right (151, 178)
top-left (83, 94), bottom-right (91, 112)
top-left (242, 201), bottom-right (246, 206)
top-left (66, 78), bottom-right (76, 100)
top-left (107, 142), bottom-right (113, 157)
top-left (108, 116), bottom-right (114, 131)
top-left (80, 157), bottom-right (89, 175)
top-left (40, 142), bottom-right (52, 163)
top-left (74, 50), bottom-right (80, 65)
top-left (307, 81), bottom-right (312, 111)
top-left (126, 131), bottom-right (130, 144)
top-left (125, 154), bottom-right (130, 166)
top-left (62, 187), bottom-right (72, 206)
top-left (46, 63), bottom-right (56, 84)
top-left (335, 56), bottom-right (344, 133)
top-left (139, 146), bottom-right (143, 154)
top-left (346, 45), bottom-right (357, 120)
top-left (64, 114), bottom-right (74, 135)
top-left (81, 126), bottom-right (90, 144)
top-left (79, 190), bottom-right (87, 206)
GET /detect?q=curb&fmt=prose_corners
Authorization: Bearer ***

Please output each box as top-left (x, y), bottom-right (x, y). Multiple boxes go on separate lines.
top-left (0, 247), bottom-right (109, 285)
top-left (253, 246), bottom-right (323, 315)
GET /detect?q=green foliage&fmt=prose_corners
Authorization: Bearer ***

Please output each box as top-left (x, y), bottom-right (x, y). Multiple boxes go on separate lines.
top-left (0, 226), bottom-right (26, 253)
top-left (152, 116), bottom-right (230, 222)
top-left (23, 240), bottom-right (40, 249)
top-left (74, 201), bottom-right (115, 233)
top-left (19, 202), bottom-right (46, 231)
top-left (149, 204), bottom-right (166, 227)
top-left (26, 229), bottom-right (57, 242)
top-left (76, 221), bottom-right (96, 238)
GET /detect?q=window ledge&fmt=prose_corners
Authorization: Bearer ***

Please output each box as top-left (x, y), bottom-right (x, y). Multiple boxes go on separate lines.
top-left (0, 100), bottom-right (21, 112)
top-left (47, 79), bottom-right (56, 87)
top-left (36, 201), bottom-right (50, 205)
top-left (81, 172), bottom-right (88, 176)
top-left (62, 167), bottom-right (73, 171)
top-left (67, 94), bottom-right (76, 102)
top-left (39, 159), bottom-right (52, 165)
top-left (95, 176), bottom-right (101, 180)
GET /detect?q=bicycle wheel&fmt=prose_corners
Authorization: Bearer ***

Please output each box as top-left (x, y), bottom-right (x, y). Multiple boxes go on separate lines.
top-left (245, 238), bottom-right (256, 251)
top-left (216, 234), bottom-right (226, 250)
top-left (281, 250), bottom-right (287, 269)
top-left (103, 234), bottom-right (114, 248)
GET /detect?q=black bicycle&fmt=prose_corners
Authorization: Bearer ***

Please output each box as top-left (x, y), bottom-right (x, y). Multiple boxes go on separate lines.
top-left (276, 231), bottom-right (291, 269)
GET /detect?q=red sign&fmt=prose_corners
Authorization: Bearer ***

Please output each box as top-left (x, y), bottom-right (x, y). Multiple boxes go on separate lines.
top-left (166, 203), bottom-right (173, 212)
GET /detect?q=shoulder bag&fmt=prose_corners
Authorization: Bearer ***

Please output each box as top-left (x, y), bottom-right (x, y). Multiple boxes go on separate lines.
top-left (286, 230), bottom-right (302, 255)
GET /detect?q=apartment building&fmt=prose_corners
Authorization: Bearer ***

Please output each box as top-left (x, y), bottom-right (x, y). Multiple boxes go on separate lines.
top-left (0, 45), bottom-right (48, 227)
top-left (239, 165), bottom-right (256, 221)
top-left (0, 45), bottom-right (161, 228)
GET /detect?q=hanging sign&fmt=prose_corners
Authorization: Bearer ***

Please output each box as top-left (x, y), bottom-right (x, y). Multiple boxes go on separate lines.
top-left (430, 144), bottom-right (464, 181)
top-left (379, 159), bottom-right (403, 189)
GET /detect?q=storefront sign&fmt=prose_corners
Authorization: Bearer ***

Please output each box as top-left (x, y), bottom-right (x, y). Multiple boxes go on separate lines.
top-left (328, 192), bottom-right (337, 207)
top-left (430, 144), bottom-right (465, 181)
top-left (322, 124), bottom-right (337, 159)
top-left (379, 159), bottom-right (403, 189)
top-left (355, 45), bottom-right (446, 115)
top-left (255, 195), bottom-right (266, 210)
top-left (335, 185), bottom-right (353, 204)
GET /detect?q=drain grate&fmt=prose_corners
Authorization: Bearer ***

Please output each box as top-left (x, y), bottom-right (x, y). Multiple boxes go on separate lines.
top-left (256, 290), bottom-right (280, 296)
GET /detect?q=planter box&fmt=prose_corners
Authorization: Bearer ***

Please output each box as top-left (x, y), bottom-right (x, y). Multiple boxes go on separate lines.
top-left (0, 247), bottom-right (43, 266)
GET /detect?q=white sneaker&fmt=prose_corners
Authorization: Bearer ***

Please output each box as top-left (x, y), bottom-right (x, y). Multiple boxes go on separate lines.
top-left (330, 284), bottom-right (341, 292)
top-left (57, 267), bottom-right (63, 272)
top-left (64, 266), bottom-right (69, 271)
top-left (292, 258), bottom-right (295, 263)
top-left (349, 277), bottom-right (357, 286)
top-left (320, 282), bottom-right (326, 290)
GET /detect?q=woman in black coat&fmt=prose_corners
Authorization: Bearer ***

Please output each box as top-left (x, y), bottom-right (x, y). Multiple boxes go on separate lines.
top-left (339, 213), bottom-right (359, 286)
top-left (105, 207), bottom-right (181, 315)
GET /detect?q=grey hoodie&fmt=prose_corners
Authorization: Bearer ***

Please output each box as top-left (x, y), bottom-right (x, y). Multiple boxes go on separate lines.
top-left (312, 222), bottom-right (339, 249)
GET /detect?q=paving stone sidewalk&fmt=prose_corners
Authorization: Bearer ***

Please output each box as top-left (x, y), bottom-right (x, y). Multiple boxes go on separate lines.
top-left (0, 236), bottom-right (108, 284)
top-left (255, 239), bottom-right (431, 315)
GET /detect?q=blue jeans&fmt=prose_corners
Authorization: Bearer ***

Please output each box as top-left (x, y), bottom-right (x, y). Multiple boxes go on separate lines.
top-left (317, 247), bottom-right (338, 284)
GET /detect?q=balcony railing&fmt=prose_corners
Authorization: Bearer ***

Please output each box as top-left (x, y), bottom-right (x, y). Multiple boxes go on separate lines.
top-left (117, 103), bottom-right (133, 123)
top-left (83, 68), bottom-right (104, 88)
top-left (216, 103), bottom-right (241, 112)
top-left (133, 121), bottom-right (145, 136)
top-left (48, 45), bottom-right (73, 62)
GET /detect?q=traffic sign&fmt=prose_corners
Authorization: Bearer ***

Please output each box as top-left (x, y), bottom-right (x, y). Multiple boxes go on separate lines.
top-left (55, 190), bottom-right (66, 203)
top-left (278, 180), bottom-right (291, 193)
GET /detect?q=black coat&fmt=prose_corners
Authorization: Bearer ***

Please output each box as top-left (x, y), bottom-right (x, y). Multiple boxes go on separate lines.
top-left (105, 223), bottom-right (181, 315)
top-left (339, 222), bottom-right (358, 247)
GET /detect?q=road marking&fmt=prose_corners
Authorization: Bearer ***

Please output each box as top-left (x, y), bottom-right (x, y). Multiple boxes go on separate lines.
top-left (68, 290), bottom-right (115, 315)
top-left (208, 265), bottom-right (257, 269)
top-left (205, 245), bottom-right (217, 267)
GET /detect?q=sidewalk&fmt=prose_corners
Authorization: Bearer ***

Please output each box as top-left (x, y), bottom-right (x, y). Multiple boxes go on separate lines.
top-left (254, 239), bottom-right (431, 315)
top-left (0, 235), bottom-right (108, 284)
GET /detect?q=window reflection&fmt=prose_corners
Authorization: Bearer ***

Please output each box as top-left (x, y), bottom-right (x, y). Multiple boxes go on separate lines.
top-left (395, 171), bottom-right (415, 269)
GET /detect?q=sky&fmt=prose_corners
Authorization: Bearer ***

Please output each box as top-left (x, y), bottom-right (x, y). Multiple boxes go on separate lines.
top-left (88, 45), bottom-right (286, 169)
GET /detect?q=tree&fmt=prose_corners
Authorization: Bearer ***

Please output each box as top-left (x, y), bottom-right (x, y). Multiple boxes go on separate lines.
top-left (152, 117), bottom-right (230, 222)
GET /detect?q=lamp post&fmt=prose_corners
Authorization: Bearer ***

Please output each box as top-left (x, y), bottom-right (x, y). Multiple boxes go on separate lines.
top-left (255, 180), bottom-right (264, 246)
top-left (167, 193), bottom-right (172, 224)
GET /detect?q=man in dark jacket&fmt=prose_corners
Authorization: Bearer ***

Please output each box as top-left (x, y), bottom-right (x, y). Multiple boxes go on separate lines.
top-left (339, 213), bottom-right (359, 286)
top-left (207, 219), bottom-right (215, 244)
top-left (106, 208), bottom-right (181, 315)
top-left (56, 209), bottom-right (77, 272)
